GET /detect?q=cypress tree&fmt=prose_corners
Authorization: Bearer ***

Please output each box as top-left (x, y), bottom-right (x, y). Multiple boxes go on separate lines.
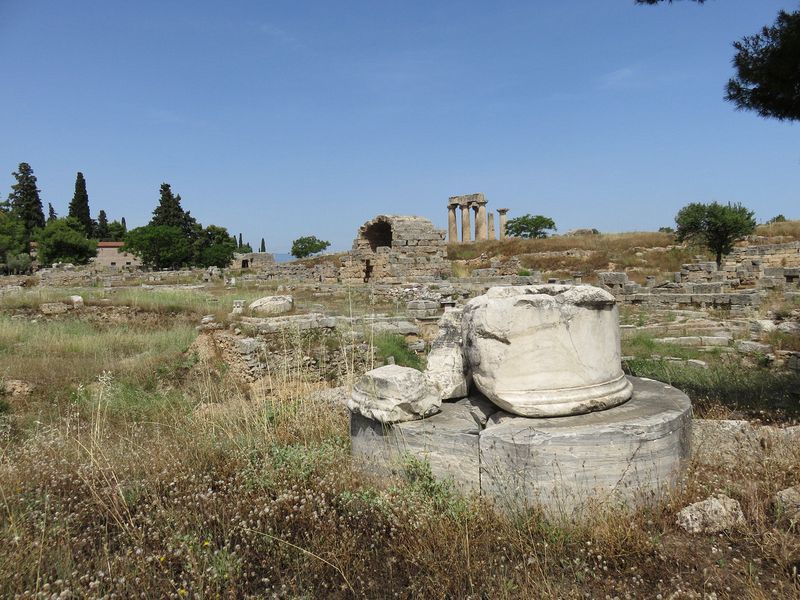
top-left (238, 233), bottom-right (243, 249)
top-left (260, 238), bottom-right (266, 252)
top-left (68, 172), bottom-right (92, 235)
top-left (150, 184), bottom-right (184, 227)
top-left (96, 210), bottom-right (109, 240)
top-left (7, 162), bottom-right (45, 246)
top-left (47, 203), bottom-right (57, 223)
top-left (120, 217), bottom-right (127, 233)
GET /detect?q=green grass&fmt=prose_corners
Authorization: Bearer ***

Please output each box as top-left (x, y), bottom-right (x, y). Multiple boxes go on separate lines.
top-left (622, 332), bottom-right (704, 361)
top-left (625, 357), bottom-right (800, 419)
top-left (373, 333), bottom-right (424, 370)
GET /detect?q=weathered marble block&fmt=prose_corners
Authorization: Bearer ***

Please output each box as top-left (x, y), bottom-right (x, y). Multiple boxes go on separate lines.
top-left (348, 364), bottom-right (440, 424)
top-left (480, 377), bottom-right (691, 516)
top-left (463, 284), bottom-right (632, 417)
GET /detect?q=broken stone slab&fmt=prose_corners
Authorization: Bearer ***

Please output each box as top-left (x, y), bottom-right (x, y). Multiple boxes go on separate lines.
top-left (462, 285), bottom-right (632, 417)
top-left (735, 340), bottom-right (772, 355)
top-left (369, 321), bottom-right (420, 336)
top-left (425, 346), bottom-right (471, 400)
top-left (676, 494), bottom-right (745, 534)
top-left (348, 364), bottom-right (440, 424)
top-left (69, 295), bottom-right (84, 308)
top-left (39, 302), bottom-right (68, 315)
top-left (480, 376), bottom-right (691, 516)
top-left (350, 402), bottom-right (480, 494)
top-left (424, 308), bottom-right (471, 400)
top-left (454, 391), bottom-right (497, 427)
top-left (773, 486), bottom-right (800, 529)
top-left (248, 295), bottom-right (294, 315)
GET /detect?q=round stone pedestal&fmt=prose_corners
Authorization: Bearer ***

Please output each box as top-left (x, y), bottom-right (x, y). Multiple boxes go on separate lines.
top-left (350, 377), bottom-right (692, 516)
top-left (480, 376), bottom-right (692, 516)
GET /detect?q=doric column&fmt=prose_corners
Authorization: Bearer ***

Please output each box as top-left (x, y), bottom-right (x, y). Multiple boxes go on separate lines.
top-left (471, 204), bottom-right (480, 241)
top-left (447, 204), bottom-right (458, 242)
top-left (487, 212), bottom-right (496, 240)
top-left (461, 205), bottom-right (471, 242)
top-left (476, 202), bottom-right (488, 240)
top-left (497, 208), bottom-right (509, 240)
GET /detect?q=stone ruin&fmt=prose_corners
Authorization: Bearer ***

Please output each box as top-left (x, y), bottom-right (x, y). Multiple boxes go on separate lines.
top-left (597, 241), bottom-right (800, 314)
top-left (349, 284), bottom-right (692, 515)
top-left (339, 215), bottom-right (449, 284)
top-left (447, 193), bottom-right (509, 243)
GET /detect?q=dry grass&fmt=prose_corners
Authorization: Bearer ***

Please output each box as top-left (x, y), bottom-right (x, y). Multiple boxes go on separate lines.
top-left (1, 301), bottom-right (800, 597)
top-left (756, 219), bottom-right (800, 241)
top-left (447, 231), bottom-right (677, 261)
top-left (448, 231), bottom-right (710, 279)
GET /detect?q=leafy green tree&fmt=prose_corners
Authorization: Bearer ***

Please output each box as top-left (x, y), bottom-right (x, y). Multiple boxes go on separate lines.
top-left (505, 214), bottom-right (557, 239)
top-left (95, 210), bottom-right (109, 240)
top-left (107, 219), bottom-right (127, 241)
top-left (195, 225), bottom-right (237, 268)
top-left (124, 225), bottom-right (191, 270)
top-left (68, 172), bottom-right (93, 235)
top-left (638, 2), bottom-right (800, 122)
top-left (36, 217), bottom-right (97, 266)
top-left (7, 162), bottom-right (45, 246)
top-left (726, 10), bottom-right (800, 122)
top-left (47, 203), bottom-right (57, 223)
top-left (291, 235), bottom-right (330, 258)
top-left (675, 201), bottom-right (756, 267)
top-left (0, 210), bottom-right (26, 267)
top-left (767, 214), bottom-right (787, 224)
top-left (260, 238), bottom-right (266, 253)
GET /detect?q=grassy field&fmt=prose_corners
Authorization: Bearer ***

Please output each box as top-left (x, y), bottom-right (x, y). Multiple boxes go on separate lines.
top-left (1, 291), bottom-right (799, 598)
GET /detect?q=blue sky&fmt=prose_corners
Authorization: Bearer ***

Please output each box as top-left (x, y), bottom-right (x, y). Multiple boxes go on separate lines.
top-left (1, 1), bottom-right (797, 251)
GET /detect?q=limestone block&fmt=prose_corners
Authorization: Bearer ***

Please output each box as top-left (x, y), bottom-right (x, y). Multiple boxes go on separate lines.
top-left (462, 285), bottom-right (632, 417)
top-left (735, 340), bottom-right (772, 355)
top-left (407, 299), bottom-right (440, 319)
top-left (424, 308), bottom-right (471, 400)
top-left (348, 365), bottom-right (440, 424)
top-left (676, 494), bottom-right (745, 533)
top-left (249, 295), bottom-right (294, 315)
top-left (350, 403), bottom-right (480, 493)
top-left (69, 295), bottom-right (84, 308)
top-left (773, 486), bottom-right (800, 528)
top-left (40, 302), bottom-right (68, 315)
top-left (480, 377), bottom-right (691, 516)
top-left (425, 346), bottom-right (471, 400)
top-left (691, 419), bottom-right (759, 465)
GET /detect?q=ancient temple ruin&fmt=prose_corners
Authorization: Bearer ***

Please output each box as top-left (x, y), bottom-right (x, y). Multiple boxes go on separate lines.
top-left (339, 215), bottom-right (449, 284)
top-left (447, 193), bottom-right (509, 243)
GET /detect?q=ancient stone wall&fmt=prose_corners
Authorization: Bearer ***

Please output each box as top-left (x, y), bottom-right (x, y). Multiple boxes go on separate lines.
top-left (339, 215), bottom-right (449, 284)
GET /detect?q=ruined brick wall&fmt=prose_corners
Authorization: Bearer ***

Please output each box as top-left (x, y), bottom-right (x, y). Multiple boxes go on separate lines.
top-left (339, 215), bottom-right (449, 284)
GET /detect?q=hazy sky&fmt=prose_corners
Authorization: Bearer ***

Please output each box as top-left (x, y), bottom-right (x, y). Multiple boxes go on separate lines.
top-left (1, 1), bottom-right (797, 251)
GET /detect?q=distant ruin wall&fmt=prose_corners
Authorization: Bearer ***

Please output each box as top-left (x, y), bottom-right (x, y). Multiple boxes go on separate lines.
top-left (339, 215), bottom-right (449, 284)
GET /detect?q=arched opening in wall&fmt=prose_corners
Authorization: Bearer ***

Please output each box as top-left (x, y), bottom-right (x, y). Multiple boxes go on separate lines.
top-left (363, 221), bottom-right (392, 252)
top-left (241, 259), bottom-right (249, 268)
